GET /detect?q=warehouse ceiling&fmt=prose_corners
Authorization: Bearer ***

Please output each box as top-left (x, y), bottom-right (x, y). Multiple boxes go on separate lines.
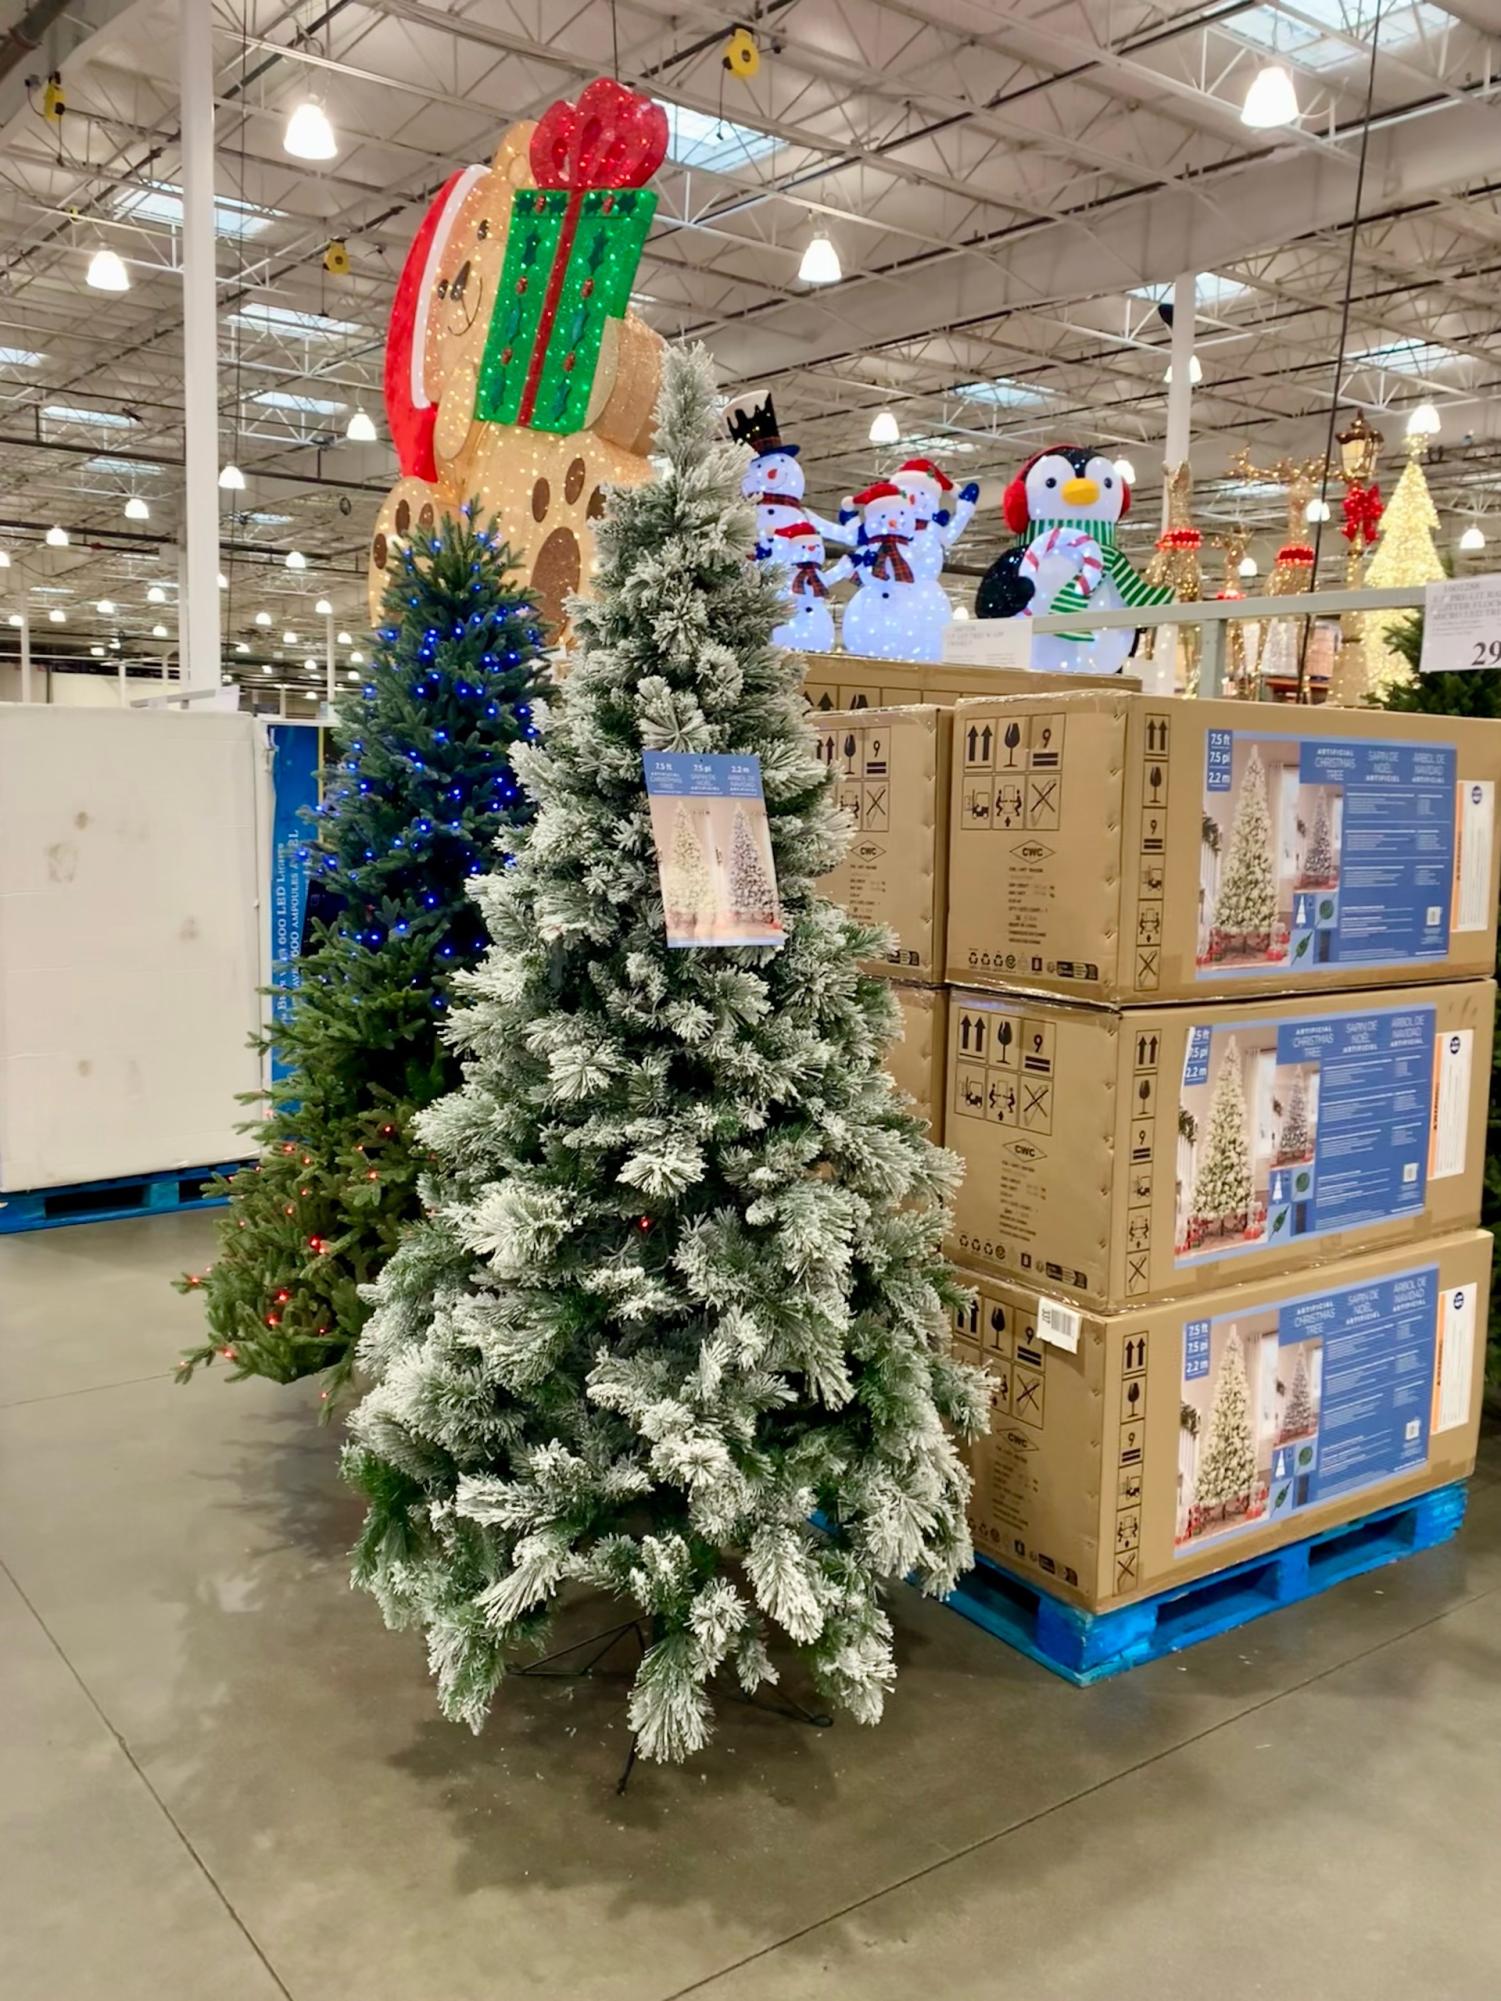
top-left (0, 0), bottom-right (1499, 694)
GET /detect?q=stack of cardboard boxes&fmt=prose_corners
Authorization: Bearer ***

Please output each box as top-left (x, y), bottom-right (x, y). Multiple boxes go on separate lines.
top-left (820, 673), bottom-right (1501, 1627)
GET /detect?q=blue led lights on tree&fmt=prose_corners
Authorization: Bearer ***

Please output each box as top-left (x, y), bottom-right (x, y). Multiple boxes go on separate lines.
top-left (176, 510), bottom-right (550, 1401)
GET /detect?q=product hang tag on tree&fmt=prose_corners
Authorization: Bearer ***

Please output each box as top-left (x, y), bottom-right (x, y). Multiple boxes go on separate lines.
top-left (1420, 574), bottom-right (1501, 674)
top-left (643, 750), bottom-right (785, 949)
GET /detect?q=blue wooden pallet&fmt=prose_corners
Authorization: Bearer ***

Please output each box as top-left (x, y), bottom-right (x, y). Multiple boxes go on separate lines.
top-left (0, 1161), bottom-right (248, 1235)
top-left (945, 1481), bottom-right (1468, 1684)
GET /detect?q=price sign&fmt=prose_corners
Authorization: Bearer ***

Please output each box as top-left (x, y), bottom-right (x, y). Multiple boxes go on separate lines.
top-left (943, 618), bottom-right (1033, 669)
top-left (1420, 575), bottom-right (1501, 674)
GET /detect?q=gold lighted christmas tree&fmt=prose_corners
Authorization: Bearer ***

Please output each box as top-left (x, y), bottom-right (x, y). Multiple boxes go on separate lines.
top-left (1364, 432), bottom-right (1445, 699)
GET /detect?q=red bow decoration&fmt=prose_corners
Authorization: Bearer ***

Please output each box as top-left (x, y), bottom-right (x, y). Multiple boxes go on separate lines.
top-left (791, 561), bottom-right (829, 598)
top-left (530, 79), bottom-right (668, 192)
top-left (1156, 527), bottom-right (1202, 551)
top-left (1342, 480), bottom-right (1384, 545)
top-left (1277, 542), bottom-right (1316, 567)
top-left (868, 535), bottom-right (914, 584)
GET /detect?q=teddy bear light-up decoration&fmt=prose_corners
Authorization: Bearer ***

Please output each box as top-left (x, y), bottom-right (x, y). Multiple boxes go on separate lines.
top-left (369, 79), bottom-right (668, 639)
top-left (975, 445), bottom-right (1173, 674)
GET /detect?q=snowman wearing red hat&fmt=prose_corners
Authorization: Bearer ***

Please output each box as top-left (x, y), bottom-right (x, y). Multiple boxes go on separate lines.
top-left (769, 521), bottom-right (851, 654)
top-left (842, 481), bottom-right (925, 659)
top-left (975, 446), bottom-right (1172, 673)
top-left (892, 456), bottom-right (980, 658)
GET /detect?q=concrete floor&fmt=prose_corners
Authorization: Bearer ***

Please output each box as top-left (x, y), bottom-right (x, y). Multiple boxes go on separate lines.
top-left (3, 1212), bottom-right (1500, 2001)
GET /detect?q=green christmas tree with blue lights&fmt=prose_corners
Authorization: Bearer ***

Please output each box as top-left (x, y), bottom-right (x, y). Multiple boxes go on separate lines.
top-left (176, 509), bottom-right (549, 1401)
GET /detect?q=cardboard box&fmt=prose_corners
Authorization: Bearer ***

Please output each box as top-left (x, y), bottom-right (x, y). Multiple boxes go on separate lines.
top-left (945, 979), bottom-right (1494, 1309)
top-left (0, 707), bottom-right (267, 1190)
top-left (952, 1228), bottom-right (1492, 1613)
top-left (802, 653), bottom-right (1132, 713)
top-left (885, 982), bottom-right (946, 1143)
top-left (817, 706), bottom-right (949, 981)
top-left (946, 688), bottom-right (1501, 1002)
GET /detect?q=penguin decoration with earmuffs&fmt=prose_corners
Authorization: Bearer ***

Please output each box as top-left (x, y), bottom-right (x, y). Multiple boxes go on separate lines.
top-left (975, 445), bottom-right (1173, 674)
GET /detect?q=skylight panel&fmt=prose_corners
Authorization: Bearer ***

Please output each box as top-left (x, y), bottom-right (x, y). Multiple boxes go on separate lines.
top-left (1134, 273), bottom-right (1249, 310)
top-left (116, 179), bottom-right (277, 237)
top-left (84, 455), bottom-right (162, 475)
top-left (43, 404), bottom-right (135, 428)
top-left (234, 302), bottom-right (366, 340)
top-left (657, 99), bottom-right (778, 173)
top-left (0, 345), bottom-right (44, 366)
top-left (953, 376), bottom-right (1050, 409)
top-left (1229, 2), bottom-right (1451, 75)
top-left (1351, 337), bottom-right (1460, 377)
top-left (898, 431), bottom-right (978, 456)
top-left (253, 390), bottom-right (347, 416)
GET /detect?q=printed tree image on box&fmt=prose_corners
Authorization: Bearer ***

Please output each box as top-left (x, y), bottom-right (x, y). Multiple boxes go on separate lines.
top-left (1174, 1003), bottom-right (1438, 1266)
top-left (1177, 1262), bottom-right (1439, 1554)
top-left (644, 750), bottom-right (785, 949)
top-left (1199, 727), bottom-right (1461, 977)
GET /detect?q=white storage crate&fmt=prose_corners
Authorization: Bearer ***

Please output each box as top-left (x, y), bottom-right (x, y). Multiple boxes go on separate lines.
top-left (0, 706), bottom-right (269, 1192)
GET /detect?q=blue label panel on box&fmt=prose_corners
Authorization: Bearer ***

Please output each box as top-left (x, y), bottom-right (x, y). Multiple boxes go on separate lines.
top-left (1199, 731), bottom-right (1457, 978)
top-left (1176, 1002), bottom-right (1436, 1266)
top-left (1175, 1264), bottom-right (1436, 1555)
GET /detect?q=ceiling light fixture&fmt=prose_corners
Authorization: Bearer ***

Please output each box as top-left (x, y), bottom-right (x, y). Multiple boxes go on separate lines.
top-left (97, 598), bottom-right (116, 614)
top-left (1238, 553), bottom-right (1259, 578)
top-left (345, 406), bottom-right (377, 442)
top-left (314, 597), bottom-right (333, 616)
top-left (0, 549), bottom-right (9, 568)
top-left (868, 409), bottom-right (900, 445)
top-left (254, 610), bottom-right (272, 627)
top-left (45, 524), bottom-right (69, 546)
top-left (285, 548), bottom-right (307, 570)
top-left (798, 232), bottom-right (842, 285)
top-left (1460, 524), bottom-right (1486, 551)
top-left (349, 648), bottom-right (365, 664)
top-left (219, 462), bottom-right (246, 490)
top-left (48, 607), bottom-right (66, 623)
top-left (235, 641), bottom-right (250, 654)
top-left (1407, 402), bottom-right (1441, 438)
top-left (1304, 497), bottom-right (1331, 523)
top-left (1241, 63), bottom-right (1300, 131)
top-left (86, 246), bottom-right (131, 291)
top-left (283, 96), bottom-right (337, 162)
top-left (347, 667), bottom-right (361, 681)
top-left (218, 572), bottom-right (229, 589)
top-left (1163, 355), bottom-right (1203, 386)
top-left (124, 495), bottom-right (150, 521)
top-left (1113, 457), bottom-right (1138, 485)
top-left (151, 622), bottom-right (168, 638)
top-left (336, 629), bottom-right (352, 645)
top-left (283, 629), bottom-right (298, 644)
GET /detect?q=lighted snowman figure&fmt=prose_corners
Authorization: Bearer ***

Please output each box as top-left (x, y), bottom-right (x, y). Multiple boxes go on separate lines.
top-left (769, 521), bottom-right (850, 653)
top-left (728, 392), bottom-right (854, 559)
top-left (975, 445), bottom-right (1171, 674)
top-left (891, 455), bottom-right (981, 660)
top-left (841, 480), bottom-right (924, 660)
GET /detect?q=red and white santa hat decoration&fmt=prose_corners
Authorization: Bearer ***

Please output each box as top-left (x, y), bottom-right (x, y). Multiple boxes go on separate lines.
top-left (773, 520), bottom-right (820, 545)
top-left (893, 456), bottom-right (954, 512)
top-left (383, 162), bottom-right (487, 482)
top-left (850, 480), bottom-right (910, 519)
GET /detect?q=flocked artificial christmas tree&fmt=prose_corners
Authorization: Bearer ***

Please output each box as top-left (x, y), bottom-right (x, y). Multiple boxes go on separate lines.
top-left (176, 512), bottom-right (547, 1398)
top-left (1190, 1037), bottom-right (1253, 1236)
top-left (1193, 1329), bottom-right (1258, 1520)
top-left (1277, 1074), bottom-right (1312, 1164)
top-left (663, 803), bottom-right (716, 933)
top-left (1211, 746), bottom-right (1277, 952)
top-left (1280, 1350), bottom-right (1315, 1442)
top-left (726, 804), bottom-right (778, 925)
top-left (341, 344), bottom-right (988, 1766)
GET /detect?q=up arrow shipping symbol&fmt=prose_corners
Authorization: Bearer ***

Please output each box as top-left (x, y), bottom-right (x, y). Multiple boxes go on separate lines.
top-left (1296, 897), bottom-right (1309, 925)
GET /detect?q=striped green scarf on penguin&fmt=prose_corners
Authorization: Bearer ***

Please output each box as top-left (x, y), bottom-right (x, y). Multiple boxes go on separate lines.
top-left (1024, 517), bottom-right (1172, 643)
